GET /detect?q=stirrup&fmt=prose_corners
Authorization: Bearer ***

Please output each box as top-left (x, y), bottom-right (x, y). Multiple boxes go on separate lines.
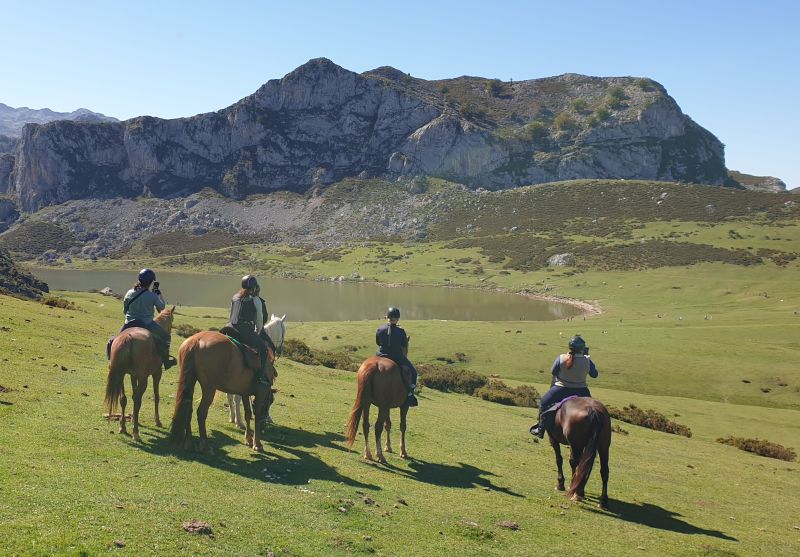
top-left (529, 424), bottom-right (545, 438)
top-left (163, 355), bottom-right (177, 369)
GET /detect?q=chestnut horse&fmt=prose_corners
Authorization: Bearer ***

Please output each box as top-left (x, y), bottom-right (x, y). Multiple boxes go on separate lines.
top-left (169, 329), bottom-right (275, 453)
top-left (346, 356), bottom-right (411, 463)
top-left (104, 307), bottom-right (176, 442)
top-left (548, 396), bottom-right (611, 509)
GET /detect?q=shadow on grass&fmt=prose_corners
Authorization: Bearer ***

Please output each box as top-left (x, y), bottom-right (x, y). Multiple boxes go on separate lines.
top-left (129, 423), bottom-right (378, 490)
top-left (586, 498), bottom-right (737, 541)
top-left (383, 458), bottom-right (523, 498)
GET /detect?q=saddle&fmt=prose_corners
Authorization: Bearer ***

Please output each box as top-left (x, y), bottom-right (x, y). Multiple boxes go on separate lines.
top-left (378, 357), bottom-right (412, 387)
top-left (541, 395), bottom-right (580, 418)
top-left (220, 326), bottom-right (262, 369)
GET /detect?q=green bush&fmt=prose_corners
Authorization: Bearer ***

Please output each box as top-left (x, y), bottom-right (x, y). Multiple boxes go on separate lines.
top-left (486, 79), bottom-right (503, 97)
top-left (523, 121), bottom-right (549, 141)
top-left (595, 106), bottom-right (611, 121)
top-left (174, 323), bottom-right (201, 338)
top-left (283, 338), bottom-right (359, 372)
top-left (607, 85), bottom-right (626, 101)
top-left (475, 381), bottom-right (539, 407)
top-left (40, 295), bottom-right (76, 310)
top-left (553, 112), bottom-right (577, 132)
top-left (571, 99), bottom-right (589, 112)
top-left (717, 436), bottom-right (796, 462)
top-left (636, 78), bottom-right (655, 91)
top-left (418, 364), bottom-right (487, 394)
top-left (608, 404), bottom-right (692, 437)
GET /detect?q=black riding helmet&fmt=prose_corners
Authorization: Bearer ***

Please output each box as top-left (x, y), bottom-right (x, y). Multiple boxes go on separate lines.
top-left (138, 268), bottom-right (156, 285)
top-left (568, 335), bottom-right (587, 353)
top-left (241, 275), bottom-right (259, 291)
top-left (386, 307), bottom-right (400, 319)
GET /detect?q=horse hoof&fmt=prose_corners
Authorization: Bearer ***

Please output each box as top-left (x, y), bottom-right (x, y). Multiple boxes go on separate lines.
top-left (385, 447), bottom-right (393, 453)
top-left (400, 452), bottom-right (409, 460)
top-left (133, 433), bottom-right (142, 443)
top-left (363, 454), bottom-right (373, 462)
top-left (556, 485), bottom-right (566, 492)
top-left (155, 420), bottom-right (163, 428)
top-left (570, 494), bottom-right (583, 503)
top-left (253, 444), bottom-right (264, 453)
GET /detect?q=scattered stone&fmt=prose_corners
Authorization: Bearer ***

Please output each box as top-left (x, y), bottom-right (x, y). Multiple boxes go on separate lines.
top-left (81, 392), bottom-right (89, 397)
top-left (362, 535), bottom-right (373, 542)
top-left (60, 365), bottom-right (68, 371)
top-left (547, 253), bottom-right (575, 267)
top-left (337, 506), bottom-right (348, 513)
top-left (112, 540), bottom-right (126, 548)
top-left (498, 520), bottom-right (520, 530)
top-left (0, 385), bottom-right (10, 393)
top-left (114, 504), bottom-right (124, 509)
top-left (100, 287), bottom-right (116, 296)
top-left (182, 519), bottom-right (213, 536)
top-left (362, 497), bottom-right (375, 505)
top-left (396, 498), bottom-right (408, 506)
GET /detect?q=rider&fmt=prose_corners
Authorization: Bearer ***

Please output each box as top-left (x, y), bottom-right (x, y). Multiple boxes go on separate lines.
top-left (114, 268), bottom-right (177, 369)
top-left (227, 275), bottom-right (270, 388)
top-left (376, 307), bottom-right (418, 407)
top-left (529, 335), bottom-right (598, 438)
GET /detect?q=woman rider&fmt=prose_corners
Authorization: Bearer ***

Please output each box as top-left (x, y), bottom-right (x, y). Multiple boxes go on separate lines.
top-left (114, 268), bottom-right (177, 369)
top-left (529, 335), bottom-right (598, 438)
top-left (227, 275), bottom-right (270, 387)
top-left (376, 306), bottom-right (418, 407)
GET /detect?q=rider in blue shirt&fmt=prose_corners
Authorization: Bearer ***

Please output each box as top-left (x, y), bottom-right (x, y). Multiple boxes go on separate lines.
top-left (376, 307), bottom-right (418, 407)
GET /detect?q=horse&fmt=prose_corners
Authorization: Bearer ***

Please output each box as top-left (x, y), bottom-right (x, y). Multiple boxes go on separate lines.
top-left (104, 307), bottom-right (176, 442)
top-left (346, 356), bottom-right (411, 463)
top-left (226, 314), bottom-right (286, 429)
top-left (169, 316), bottom-right (283, 453)
top-left (547, 396), bottom-right (611, 509)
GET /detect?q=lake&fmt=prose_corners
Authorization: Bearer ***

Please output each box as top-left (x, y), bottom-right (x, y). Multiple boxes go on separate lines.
top-left (32, 268), bottom-right (584, 322)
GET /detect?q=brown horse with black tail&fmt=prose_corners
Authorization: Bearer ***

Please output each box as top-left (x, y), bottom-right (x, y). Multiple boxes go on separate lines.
top-left (104, 307), bottom-right (175, 442)
top-left (169, 329), bottom-right (273, 453)
top-left (548, 397), bottom-right (611, 509)
top-left (346, 356), bottom-right (411, 463)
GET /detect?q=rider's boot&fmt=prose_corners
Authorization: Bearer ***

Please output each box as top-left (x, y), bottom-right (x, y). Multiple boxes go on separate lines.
top-left (407, 384), bottom-right (419, 407)
top-left (529, 413), bottom-right (545, 438)
top-left (157, 340), bottom-right (177, 369)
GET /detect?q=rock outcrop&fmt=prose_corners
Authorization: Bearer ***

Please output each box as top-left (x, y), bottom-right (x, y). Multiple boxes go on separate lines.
top-left (728, 170), bottom-right (788, 193)
top-left (3, 58), bottom-right (732, 212)
top-left (0, 248), bottom-right (48, 299)
top-left (0, 103), bottom-right (117, 137)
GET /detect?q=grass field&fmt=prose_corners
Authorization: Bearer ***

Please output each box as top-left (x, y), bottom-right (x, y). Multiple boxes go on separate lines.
top-left (1, 285), bottom-right (799, 556)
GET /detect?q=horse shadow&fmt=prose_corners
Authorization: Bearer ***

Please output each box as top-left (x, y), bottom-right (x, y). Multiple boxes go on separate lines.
top-left (586, 498), bottom-right (737, 541)
top-left (130, 423), bottom-right (377, 490)
top-left (383, 459), bottom-right (523, 498)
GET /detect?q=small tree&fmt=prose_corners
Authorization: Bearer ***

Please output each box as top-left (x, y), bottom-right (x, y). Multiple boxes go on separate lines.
top-left (523, 121), bottom-right (549, 141)
top-left (553, 111), bottom-right (577, 132)
top-left (595, 106), bottom-right (611, 121)
top-left (571, 98), bottom-right (589, 113)
top-left (486, 79), bottom-right (503, 97)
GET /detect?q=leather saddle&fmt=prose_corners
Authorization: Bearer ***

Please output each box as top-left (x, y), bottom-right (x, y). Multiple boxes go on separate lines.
top-left (220, 326), bottom-right (262, 370)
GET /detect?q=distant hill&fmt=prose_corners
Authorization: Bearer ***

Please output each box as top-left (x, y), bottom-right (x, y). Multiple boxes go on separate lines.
top-left (728, 170), bottom-right (787, 193)
top-left (0, 248), bottom-right (48, 299)
top-left (0, 103), bottom-right (118, 137)
top-left (2, 58), bottom-right (733, 212)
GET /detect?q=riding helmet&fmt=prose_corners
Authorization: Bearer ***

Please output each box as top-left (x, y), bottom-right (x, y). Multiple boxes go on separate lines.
top-left (138, 268), bottom-right (156, 284)
top-left (386, 307), bottom-right (401, 319)
top-left (241, 274), bottom-right (259, 291)
top-left (568, 335), bottom-right (587, 353)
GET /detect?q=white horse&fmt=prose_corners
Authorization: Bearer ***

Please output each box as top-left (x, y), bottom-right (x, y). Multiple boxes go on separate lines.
top-left (226, 314), bottom-right (286, 429)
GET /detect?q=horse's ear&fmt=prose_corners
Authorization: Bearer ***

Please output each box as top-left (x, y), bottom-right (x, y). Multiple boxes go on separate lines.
top-left (170, 305), bottom-right (176, 313)
top-left (281, 314), bottom-right (286, 321)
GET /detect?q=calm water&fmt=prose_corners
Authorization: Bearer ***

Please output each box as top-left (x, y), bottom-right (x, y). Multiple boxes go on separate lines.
top-left (32, 268), bottom-right (583, 322)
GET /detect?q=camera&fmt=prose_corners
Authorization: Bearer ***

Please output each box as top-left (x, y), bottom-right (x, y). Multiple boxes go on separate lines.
top-left (583, 346), bottom-right (590, 355)
top-left (153, 281), bottom-right (161, 295)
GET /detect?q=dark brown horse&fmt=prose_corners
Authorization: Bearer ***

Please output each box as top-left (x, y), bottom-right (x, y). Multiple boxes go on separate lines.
top-left (346, 356), bottom-right (410, 463)
top-left (548, 397), bottom-right (611, 509)
top-left (169, 331), bottom-right (273, 453)
top-left (104, 307), bottom-right (175, 442)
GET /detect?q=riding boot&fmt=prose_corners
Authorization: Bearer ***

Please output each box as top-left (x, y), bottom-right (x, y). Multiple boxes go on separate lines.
top-left (407, 384), bottom-right (419, 407)
top-left (157, 340), bottom-right (177, 370)
top-left (529, 412), bottom-right (545, 438)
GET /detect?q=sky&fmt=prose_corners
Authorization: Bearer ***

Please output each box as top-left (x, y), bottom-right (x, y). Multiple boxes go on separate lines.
top-left (2, 1), bottom-right (798, 189)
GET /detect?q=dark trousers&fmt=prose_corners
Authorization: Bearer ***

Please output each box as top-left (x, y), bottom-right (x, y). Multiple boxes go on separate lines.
top-left (539, 385), bottom-right (591, 432)
top-left (107, 320), bottom-right (171, 360)
top-left (378, 353), bottom-right (418, 386)
top-left (233, 324), bottom-right (269, 380)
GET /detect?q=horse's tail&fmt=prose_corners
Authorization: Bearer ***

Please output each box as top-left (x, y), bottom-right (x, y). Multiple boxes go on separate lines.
top-left (346, 360), bottom-right (376, 447)
top-left (104, 336), bottom-right (131, 416)
top-left (568, 405), bottom-right (605, 498)
top-left (169, 337), bottom-right (199, 445)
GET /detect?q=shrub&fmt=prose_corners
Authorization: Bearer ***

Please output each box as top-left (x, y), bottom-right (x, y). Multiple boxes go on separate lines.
top-left (608, 404), bottom-right (692, 437)
top-left (571, 99), bottom-right (589, 112)
top-left (283, 338), bottom-right (359, 371)
top-left (595, 106), bottom-right (611, 121)
top-left (40, 295), bottom-right (76, 310)
top-left (174, 323), bottom-right (201, 338)
top-left (486, 79), bottom-right (503, 97)
top-left (553, 112), bottom-right (577, 131)
top-left (475, 381), bottom-right (539, 407)
top-left (716, 436), bottom-right (796, 462)
top-left (607, 85), bottom-right (626, 101)
top-left (636, 78), bottom-right (655, 91)
top-left (523, 121), bottom-right (549, 141)
top-left (418, 364), bottom-right (487, 394)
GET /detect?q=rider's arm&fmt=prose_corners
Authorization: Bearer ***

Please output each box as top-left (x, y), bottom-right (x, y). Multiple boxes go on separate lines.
top-left (229, 297), bottom-right (242, 325)
top-left (551, 356), bottom-right (561, 376)
top-left (151, 291), bottom-right (166, 312)
top-left (588, 360), bottom-right (598, 378)
top-left (375, 328), bottom-right (382, 347)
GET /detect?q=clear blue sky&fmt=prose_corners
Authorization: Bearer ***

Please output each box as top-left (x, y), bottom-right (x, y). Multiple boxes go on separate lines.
top-left (3, 1), bottom-right (798, 188)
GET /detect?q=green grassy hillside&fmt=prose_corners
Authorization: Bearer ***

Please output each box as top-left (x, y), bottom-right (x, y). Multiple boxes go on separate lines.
top-left (1, 292), bottom-right (799, 556)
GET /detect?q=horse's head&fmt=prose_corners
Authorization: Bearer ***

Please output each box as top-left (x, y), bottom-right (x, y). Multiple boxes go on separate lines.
top-left (155, 306), bottom-right (176, 331)
top-left (263, 313), bottom-right (287, 356)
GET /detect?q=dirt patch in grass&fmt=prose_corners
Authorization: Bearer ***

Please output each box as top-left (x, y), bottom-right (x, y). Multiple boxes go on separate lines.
top-left (716, 436), bottom-right (796, 462)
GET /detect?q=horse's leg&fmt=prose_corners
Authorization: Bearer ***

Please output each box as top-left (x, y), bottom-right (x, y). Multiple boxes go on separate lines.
top-left (152, 369), bottom-right (163, 428)
top-left (229, 394), bottom-right (245, 429)
top-left (196, 387), bottom-right (216, 454)
top-left (252, 386), bottom-right (268, 452)
top-left (362, 404), bottom-right (373, 461)
top-left (384, 411), bottom-right (393, 453)
top-left (227, 393), bottom-right (236, 424)
top-left (118, 382), bottom-right (128, 436)
top-left (399, 405), bottom-right (409, 459)
top-left (374, 407), bottom-right (390, 464)
top-left (598, 441), bottom-right (610, 510)
top-left (242, 395), bottom-right (254, 446)
top-left (131, 375), bottom-right (149, 443)
top-left (551, 437), bottom-right (565, 491)
top-left (568, 444), bottom-right (583, 501)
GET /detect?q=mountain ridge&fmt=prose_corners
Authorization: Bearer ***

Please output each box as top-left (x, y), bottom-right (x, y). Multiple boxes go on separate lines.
top-left (0, 58), bottom-right (747, 213)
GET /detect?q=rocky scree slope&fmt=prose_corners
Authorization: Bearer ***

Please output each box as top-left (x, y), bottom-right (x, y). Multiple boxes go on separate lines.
top-left (1, 58), bottom-right (732, 214)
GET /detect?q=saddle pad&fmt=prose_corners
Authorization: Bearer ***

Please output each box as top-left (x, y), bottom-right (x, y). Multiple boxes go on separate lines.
top-left (542, 394), bottom-right (580, 416)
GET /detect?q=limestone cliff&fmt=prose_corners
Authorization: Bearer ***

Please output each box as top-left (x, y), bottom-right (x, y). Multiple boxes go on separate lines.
top-left (3, 58), bottom-right (733, 212)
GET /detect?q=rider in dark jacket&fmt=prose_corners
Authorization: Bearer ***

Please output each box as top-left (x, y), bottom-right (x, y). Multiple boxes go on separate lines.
top-left (376, 307), bottom-right (418, 407)
top-left (530, 335), bottom-right (598, 438)
top-left (227, 275), bottom-right (270, 387)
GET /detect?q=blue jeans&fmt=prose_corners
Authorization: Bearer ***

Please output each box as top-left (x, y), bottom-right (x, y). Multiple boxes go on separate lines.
top-left (539, 385), bottom-right (591, 432)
